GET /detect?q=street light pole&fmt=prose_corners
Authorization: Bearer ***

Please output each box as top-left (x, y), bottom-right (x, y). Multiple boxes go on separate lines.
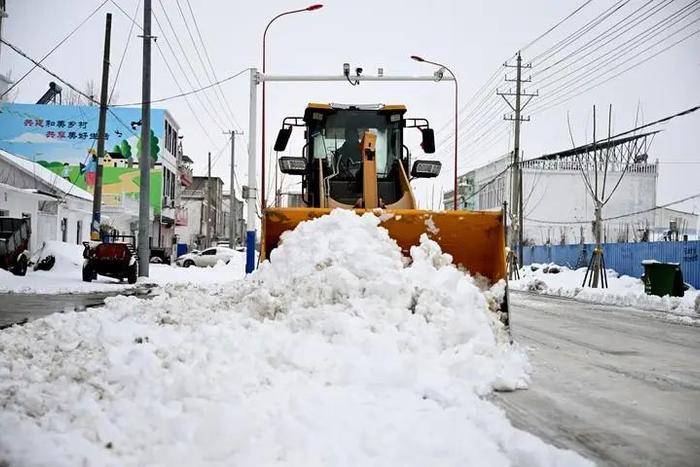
top-left (410, 55), bottom-right (458, 210)
top-left (261, 4), bottom-right (323, 211)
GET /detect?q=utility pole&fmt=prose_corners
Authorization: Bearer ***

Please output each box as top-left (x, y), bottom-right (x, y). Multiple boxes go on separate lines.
top-left (224, 130), bottom-right (244, 247)
top-left (497, 52), bottom-right (537, 274)
top-left (206, 151), bottom-right (211, 248)
top-left (90, 13), bottom-right (111, 241)
top-left (138, 0), bottom-right (153, 276)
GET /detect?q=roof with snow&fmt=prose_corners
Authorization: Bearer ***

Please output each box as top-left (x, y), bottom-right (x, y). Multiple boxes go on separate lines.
top-left (0, 182), bottom-right (59, 200)
top-left (0, 149), bottom-right (93, 201)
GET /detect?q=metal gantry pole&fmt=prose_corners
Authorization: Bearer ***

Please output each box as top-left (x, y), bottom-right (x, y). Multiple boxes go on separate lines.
top-left (245, 68), bottom-right (259, 274)
top-left (138, 0), bottom-right (152, 276)
top-left (91, 13), bottom-right (111, 241)
top-left (245, 70), bottom-right (454, 274)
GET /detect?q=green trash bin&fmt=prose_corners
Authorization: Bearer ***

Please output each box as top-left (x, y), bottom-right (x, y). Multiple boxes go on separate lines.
top-left (641, 260), bottom-right (687, 297)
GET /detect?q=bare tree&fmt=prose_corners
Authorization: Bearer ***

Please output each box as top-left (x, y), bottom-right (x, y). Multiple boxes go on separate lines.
top-left (566, 105), bottom-right (655, 288)
top-left (62, 79), bottom-right (98, 106)
top-left (0, 69), bottom-right (19, 102)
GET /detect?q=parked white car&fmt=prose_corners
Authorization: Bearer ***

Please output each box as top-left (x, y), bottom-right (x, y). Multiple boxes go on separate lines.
top-left (175, 247), bottom-right (238, 268)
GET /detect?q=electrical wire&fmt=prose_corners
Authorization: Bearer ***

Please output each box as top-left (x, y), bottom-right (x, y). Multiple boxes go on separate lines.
top-left (154, 0), bottom-right (228, 131)
top-left (526, 192), bottom-right (700, 224)
top-left (112, 68), bottom-right (250, 107)
top-left (520, 0), bottom-right (595, 52)
top-left (108, 0), bottom-right (141, 105)
top-left (109, 0), bottom-right (219, 148)
top-left (534, 1), bottom-right (699, 93)
top-left (0, 37), bottom-right (99, 104)
top-left (532, 0), bottom-right (674, 80)
top-left (531, 28), bottom-right (700, 115)
top-left (174, 0), bottom-right (241, 133)
top-left (0, 0), bottom-right (109, 100)
top-left (530, 0), bottom-right (632, 65)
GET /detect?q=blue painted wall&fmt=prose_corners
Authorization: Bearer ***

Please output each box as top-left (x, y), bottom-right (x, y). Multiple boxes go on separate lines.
top-left (522, 241), bottom-right (700, 288)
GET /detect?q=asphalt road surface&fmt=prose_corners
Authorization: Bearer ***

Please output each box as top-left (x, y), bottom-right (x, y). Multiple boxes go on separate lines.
top-left (495, 292), bottom-right (700, 467)
top-left (0, 287), bottom-right (152, 328)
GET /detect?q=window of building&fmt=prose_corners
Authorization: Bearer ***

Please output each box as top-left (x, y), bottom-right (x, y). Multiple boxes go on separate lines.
top-left (0, 209), bottom-right (9, 217)
top-left (76, 220), bottom-right (82, 244)
top-left (61, 217), bottom-right (68, 242)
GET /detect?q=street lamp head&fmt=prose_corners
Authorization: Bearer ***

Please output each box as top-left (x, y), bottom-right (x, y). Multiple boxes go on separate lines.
top-left (306, 4), bottom-right (323, 11)
top-left (410, 55), bottom-right (425, 62)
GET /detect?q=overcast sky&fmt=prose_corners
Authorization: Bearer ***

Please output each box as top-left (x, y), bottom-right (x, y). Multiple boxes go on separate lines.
top-left (2, 0), bottom-right (699, 214)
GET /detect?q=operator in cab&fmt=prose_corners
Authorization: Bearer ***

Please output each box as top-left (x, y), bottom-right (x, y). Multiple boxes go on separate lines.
top-left (336, 127), bottom-right (362, 176)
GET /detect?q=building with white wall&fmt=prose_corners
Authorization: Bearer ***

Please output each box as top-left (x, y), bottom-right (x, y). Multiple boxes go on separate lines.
top-left (444, 150), bottom-right (697, 245)
top-left (0, 102), bottom-right (185, 252)
top-left (175, 176), bottom-right (224, 249)
top-left (0, 149), bottom-right (93, 251)
top-left (222, 191), bottom-right (245, 247)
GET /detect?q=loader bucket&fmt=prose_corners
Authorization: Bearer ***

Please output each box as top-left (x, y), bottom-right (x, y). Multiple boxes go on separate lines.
top-left (262, 208), bottom-right (507, 285)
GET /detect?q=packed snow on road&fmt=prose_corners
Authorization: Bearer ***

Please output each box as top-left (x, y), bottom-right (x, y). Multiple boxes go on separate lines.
top-left (511, 262), bottom-right (699, 320)
top-left (0, 240), bottom-right (248, 294)
top-left (0, 210), bottom-right (591, 466)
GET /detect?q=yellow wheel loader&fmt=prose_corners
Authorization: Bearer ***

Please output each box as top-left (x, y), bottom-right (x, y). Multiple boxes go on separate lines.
top-left (266, 103), bottom-right (509, 326)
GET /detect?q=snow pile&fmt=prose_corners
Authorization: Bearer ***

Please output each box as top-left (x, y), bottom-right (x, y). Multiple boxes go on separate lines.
top-left (0, 210), bottom-right (591, 466)
top-left (512, 263), bottom-right (699, 318)
top-left (0, 241), bottom-right (247, 294)
top-left (0, 241), bottom-right (127, 294)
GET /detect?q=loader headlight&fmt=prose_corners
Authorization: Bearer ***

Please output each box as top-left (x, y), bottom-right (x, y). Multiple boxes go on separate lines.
top-left (278, 156), bottom-right (307, 175)
top-left (411, 160), bottom-right (441, 178)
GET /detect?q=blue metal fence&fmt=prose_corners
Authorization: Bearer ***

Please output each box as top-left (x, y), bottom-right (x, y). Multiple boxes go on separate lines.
top-left (522, 240), bottom-right (700, 288)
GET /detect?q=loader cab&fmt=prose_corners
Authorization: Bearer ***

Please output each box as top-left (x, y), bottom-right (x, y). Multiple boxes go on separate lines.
top-left (275, 103), bottom-right (439, 209)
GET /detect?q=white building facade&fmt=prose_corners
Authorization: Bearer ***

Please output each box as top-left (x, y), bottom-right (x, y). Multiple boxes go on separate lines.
top-left (0, 150), bottom-right (93, 251)
top-left (445, 152), bottom-right (697, 245)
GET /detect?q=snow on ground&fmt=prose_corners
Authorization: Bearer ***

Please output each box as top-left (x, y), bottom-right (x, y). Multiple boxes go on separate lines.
top-left (0, 210), bottom-right (591, 466)
top-left (0, 240), bottom-right (247, 294)
top-left (512, 263), bottom-right (699, 319)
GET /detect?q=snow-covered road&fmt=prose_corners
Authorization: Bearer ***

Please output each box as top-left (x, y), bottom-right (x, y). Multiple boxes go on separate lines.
top-left (0, 211), bottom-right (591, 466)
top-left (494, 292), bottom-right (700, 467)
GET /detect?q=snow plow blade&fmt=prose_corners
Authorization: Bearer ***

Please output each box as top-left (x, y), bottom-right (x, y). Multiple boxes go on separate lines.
top-left (262, 208), bottom-right (507, 285)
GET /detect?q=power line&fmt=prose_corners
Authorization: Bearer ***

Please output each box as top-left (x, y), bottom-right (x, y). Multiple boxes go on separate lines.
top-left (112, 68), bottom-right (250, 106)
top-left (603, 104), bottom-right (700, 141)
top-left (174, 0), bottom-right (239, 132)
top-left (534, 1), bottom-right (699, 93)
top-left (0, 0), bottom-right (109, 99)
top-left (530, 0), bottom-right (632, 65)
top-left (525, 192), bottom-right (700, 224)
top-left (108, 0), bottom-right (141, 104)
top-left (532, 0), bottom-right (675, 81)
top-left (436, 0), bottom-right (608, 156)
top-left (433, 64), bottom-right (504, 138)
top-left (108, 0), bottom-right (219, 148)
top-left (0, 37), bottom-right (99, 104)
top-left (154, 0), bottom-right (228, 130)
top-left (520, 0), bottom-right (596, 52)
top-left (531, 26), bottom-right (700, 115)
top-left (184, 0), bottom-right (239, 125)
